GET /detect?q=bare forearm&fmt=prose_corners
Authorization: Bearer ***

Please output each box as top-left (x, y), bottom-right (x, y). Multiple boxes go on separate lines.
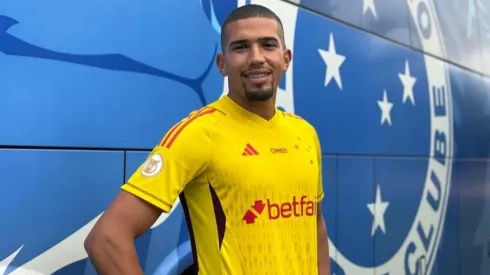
top-left (85, 232), bottom-right (143, 275)
top-left (318, 217), bottom-right (330, 275)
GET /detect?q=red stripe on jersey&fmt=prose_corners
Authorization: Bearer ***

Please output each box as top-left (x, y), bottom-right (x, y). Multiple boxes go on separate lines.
top-left (244, 146), bottom-right (254, 155)
top-left (165, 108), bottom-right (216, 148)
top-left (246, 143), bottom-right (259, 155)
top-left (160, 121), bottom-right (184, 147)
top-left (160, 107), bottom-right (207, 147)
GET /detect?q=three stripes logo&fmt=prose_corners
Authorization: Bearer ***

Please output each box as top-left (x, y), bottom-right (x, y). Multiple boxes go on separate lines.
top-left (242, 143), bottom-right (259, 156)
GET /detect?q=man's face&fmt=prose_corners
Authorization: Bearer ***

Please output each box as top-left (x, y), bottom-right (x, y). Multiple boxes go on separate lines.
top-left (217, 17), bottom-right (291, 102)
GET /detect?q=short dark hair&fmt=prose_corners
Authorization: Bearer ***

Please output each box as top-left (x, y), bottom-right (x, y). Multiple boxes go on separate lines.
top-left (220, 4), bottom-right (285, 51)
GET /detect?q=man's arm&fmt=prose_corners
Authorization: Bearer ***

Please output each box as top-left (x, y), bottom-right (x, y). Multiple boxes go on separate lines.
top-left (84, 191), bottom-right (161, 275)
top-left (311, 126), bottom-right (330, 274)
top-left (84, 108), bottom-right (216, 274)
top-left (317, 203), bottom-right (330, 275)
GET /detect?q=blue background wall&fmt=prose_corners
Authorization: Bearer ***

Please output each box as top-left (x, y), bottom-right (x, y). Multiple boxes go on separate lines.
top-left (0, 0), bottom-right (489, 274)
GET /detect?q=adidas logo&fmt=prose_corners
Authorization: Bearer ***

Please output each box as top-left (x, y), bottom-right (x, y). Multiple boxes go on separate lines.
top-left (242, 143), bottom-right (259, 156)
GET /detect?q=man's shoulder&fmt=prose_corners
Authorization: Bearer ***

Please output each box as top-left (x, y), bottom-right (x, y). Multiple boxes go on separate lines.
top-left (184, 105), bottom-right (225, 127)
top-left (160, 105), bottom-right (226, 148)
top-left (184, 105), bottom-right (225, 128)
top-left (282, 111), bottom-right (318, 136)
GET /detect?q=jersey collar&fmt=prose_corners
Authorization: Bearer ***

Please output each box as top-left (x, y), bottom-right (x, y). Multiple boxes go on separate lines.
top-left (220, 95), bottom-right (283, 128)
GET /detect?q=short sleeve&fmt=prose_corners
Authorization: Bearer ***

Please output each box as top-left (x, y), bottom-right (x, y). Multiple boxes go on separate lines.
top-left (121, 110), bottom-right (215, 212)
top-left (313, 128), bottom-right (324, 202)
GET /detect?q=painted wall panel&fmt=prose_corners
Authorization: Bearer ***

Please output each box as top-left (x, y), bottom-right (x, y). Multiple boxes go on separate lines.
top-left (0, 0), bottom-right (490, 275)
top-left (432, 164), bottom-right (460, 275)
top-left (321, 156), bottom-right (338, 274)
top-left (294, 6), bottom-right (441, 157)
top-left (335, 156), bottom-right (375, 273)
top-left (300, 0), bottom-right (410, 45)
top-left (430, 0), bottom-right (483, 72)
top-left (361, 0), bottom-right (411, 45)
top-left (0, 1), bottom-right (223, 149)
top-left (0, 149), bottom-right (124, 274)
top-left (454, 159), bottom-right (490, 275)
top-left (450, 64), bottom-right (490, 158)
top-left (373, 157), bottom-right (436, 274)
top-left (477, 0), bottom-right (490, 75)
top-left (300, 0), bottom-right (364, 30)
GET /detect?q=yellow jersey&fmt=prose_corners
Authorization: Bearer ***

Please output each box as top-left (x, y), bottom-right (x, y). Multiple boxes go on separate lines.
top-left (122, 95), bottom-right (324, 275)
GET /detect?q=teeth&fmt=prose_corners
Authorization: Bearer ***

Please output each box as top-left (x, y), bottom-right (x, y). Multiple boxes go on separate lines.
top-left (248, 73), bottom-right (268, 78)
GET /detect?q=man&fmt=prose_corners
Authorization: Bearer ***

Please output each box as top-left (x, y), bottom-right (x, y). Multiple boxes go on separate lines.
top-left (84, 4), bottom-right (330, 275)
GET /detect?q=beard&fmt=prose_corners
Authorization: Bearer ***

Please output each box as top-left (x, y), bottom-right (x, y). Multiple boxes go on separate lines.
top-left (244, 88), bottom-right (274, 102)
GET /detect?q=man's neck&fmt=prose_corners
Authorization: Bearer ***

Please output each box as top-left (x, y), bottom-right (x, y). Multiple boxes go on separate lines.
top-left (227, 93), bottom-right (276, 121)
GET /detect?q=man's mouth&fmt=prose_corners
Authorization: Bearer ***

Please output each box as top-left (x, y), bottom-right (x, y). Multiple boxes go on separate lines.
top-left (243, 70), bottom-right (272, 84)
top-left (245, 72), bottom-right (271, 79)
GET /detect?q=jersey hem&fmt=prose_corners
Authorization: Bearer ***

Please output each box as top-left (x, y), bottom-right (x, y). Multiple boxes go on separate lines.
top-left (121, 182), bottom-right (172, 213)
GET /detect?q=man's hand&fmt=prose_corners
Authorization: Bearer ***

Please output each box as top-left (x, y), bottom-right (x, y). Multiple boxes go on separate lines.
top-left (317, 204), bottom-right (330, 275)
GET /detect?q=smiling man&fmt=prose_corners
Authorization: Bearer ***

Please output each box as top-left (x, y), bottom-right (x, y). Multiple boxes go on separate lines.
top-left (84, 4), bottom-right (330, 275)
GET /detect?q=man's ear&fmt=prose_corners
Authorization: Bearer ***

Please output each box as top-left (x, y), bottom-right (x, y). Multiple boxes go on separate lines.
top-left (216, 53), bottom-right (228, 76)
top-left (282, 48), bottom-right (292, 72)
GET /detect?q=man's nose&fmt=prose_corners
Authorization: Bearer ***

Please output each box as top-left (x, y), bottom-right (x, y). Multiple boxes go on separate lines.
top-left (249, 44), bottom-right (265, 64)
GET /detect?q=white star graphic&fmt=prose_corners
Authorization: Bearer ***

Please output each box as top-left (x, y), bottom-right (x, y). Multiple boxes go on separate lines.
top-left (363, 0), bottom-right (377, 18)
top-left (377, 90), bottom-right (393, 125)
top-left (398, 60), bottom-right (417, 105)
top-left (318, 33), bottom-right (346, 90)
top-left (367, 185), bottom-right (390, 236)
